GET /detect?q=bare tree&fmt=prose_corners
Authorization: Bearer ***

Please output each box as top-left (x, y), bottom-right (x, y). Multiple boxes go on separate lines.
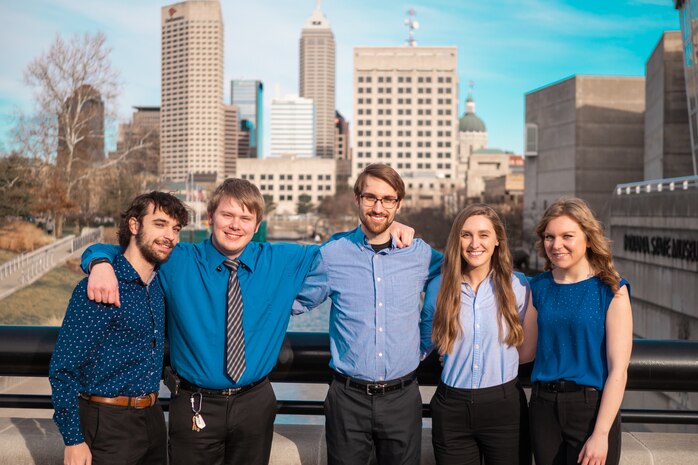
top-left (14, 32), bottom-right (152, 236)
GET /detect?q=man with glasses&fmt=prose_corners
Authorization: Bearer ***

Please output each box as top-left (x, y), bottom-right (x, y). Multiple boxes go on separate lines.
top-left (294, 163), bottom-right (442, 465)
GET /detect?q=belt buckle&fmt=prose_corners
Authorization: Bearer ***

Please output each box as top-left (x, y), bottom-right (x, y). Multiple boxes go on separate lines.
top-left (549, 381), bottom-right (561, 393)
top-left (366, 383), bottom-right (387, 396)
top-left (222, 387), bottom-right (242, 396)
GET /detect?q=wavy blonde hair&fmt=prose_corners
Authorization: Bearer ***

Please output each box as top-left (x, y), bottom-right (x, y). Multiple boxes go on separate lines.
top-left (535, 197), bottom-right (620, 292)
top-left (432, 204), bottom-right (523, 355)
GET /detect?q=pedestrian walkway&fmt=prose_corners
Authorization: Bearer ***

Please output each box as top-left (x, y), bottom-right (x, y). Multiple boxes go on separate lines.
top-left (0, 228), bottom-right (102, 300)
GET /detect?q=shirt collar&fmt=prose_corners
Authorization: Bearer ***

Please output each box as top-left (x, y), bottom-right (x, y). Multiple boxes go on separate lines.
top-left (203, 235), bottom-right (258, 272)
top-left (461, 270), bottom-right (494, 296)
top-left (114, 253), bottom-right (154, 285)
top-left (348, 226), bottom-right (396, 253)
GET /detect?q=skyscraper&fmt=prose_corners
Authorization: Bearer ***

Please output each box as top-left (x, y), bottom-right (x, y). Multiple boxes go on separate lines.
top-left (353, 46), bottom-right (459, 207)
top-left (270, 96), bottom-right (316, 158)
top-left (223, 104), bottom-right (239, 178)
top-left (231, 80), bottom-right (263, 158)
top-left (161, 0), bottom-right (224, 184)
top-left (299, 1), bottom-right (336, 159)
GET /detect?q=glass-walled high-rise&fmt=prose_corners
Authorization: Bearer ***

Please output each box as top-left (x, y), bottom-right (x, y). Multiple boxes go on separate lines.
top-left (676, 0), bottom-right (698, 175)
top-left (231, 80), bottom-right (263, 158)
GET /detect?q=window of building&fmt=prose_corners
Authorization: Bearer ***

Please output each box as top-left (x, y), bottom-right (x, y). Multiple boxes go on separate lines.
top-left (525, 123), bottom-right (538, 156)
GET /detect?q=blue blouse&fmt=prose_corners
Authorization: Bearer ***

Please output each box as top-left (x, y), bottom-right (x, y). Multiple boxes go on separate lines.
top-left (530, 271), bottom-right (630, 391)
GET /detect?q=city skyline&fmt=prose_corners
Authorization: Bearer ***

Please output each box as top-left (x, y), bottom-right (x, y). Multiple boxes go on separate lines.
top-left (0, 0), bottom-right (680, 155)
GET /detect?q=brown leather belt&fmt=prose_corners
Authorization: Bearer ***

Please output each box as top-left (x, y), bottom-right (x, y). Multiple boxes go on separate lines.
top-left (80, 392), bottom-right (158, 409)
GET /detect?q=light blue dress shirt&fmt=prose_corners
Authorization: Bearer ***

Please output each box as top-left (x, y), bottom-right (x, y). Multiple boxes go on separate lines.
top-left (82, 239), bottom-right (319, 389)
top-left (293, 227), bottom-right (443, 382)
top-left (424, 272), bottom-right (530, 389)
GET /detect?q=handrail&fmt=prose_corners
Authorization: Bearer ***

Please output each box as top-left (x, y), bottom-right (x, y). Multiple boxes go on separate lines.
top-left (614, 175), bottom-right (698, 195)
top-left (0, 327), bottom-right (697, 422)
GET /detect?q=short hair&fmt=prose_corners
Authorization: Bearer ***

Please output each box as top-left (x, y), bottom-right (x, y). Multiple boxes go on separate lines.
top-left (117, 191), bottom-right (189, 248)
top-left (353, 163), bottom-right (405, 200)
top-left (207, 178), bottom-right (265, 225)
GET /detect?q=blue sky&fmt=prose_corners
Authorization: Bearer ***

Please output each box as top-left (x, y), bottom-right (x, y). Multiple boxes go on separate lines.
top-left (0, 0), bottom-right (681, 155)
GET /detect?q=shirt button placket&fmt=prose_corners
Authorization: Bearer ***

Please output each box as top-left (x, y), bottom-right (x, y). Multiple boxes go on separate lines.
top-left (374, 253), bottom-right (386, 380)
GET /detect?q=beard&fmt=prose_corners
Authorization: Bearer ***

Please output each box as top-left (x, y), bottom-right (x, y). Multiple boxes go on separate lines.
top-left (360, 211), bottom-right (393, 236)
top-left (136, 229), bottom-right (173, 266)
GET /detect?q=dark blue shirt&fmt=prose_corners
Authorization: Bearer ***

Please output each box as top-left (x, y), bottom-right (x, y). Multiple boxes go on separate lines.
top-left (530, 271), bottom-right (630, 391)
top-left (82, 238), bottom-right (319, 389)
top-left (50, 254), bottom-right (165, 445)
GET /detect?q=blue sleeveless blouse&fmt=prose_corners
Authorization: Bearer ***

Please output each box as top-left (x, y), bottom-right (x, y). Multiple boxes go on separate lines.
top-left (530, 271), bottom-right (630, 391)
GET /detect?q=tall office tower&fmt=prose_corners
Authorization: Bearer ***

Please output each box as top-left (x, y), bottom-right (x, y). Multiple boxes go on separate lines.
top-left (270, 96), bottom-right (316, 158)
top-left (223, 104), bottom-right (239, 178)
top-left (57, 84), bottom-right (105, 172)
top-left (299, 1), bottom-right (336, 159)
top-left (353, 46), bottom-right (459, 207)
top-left (231, 80), bottom-right (263, 158)
top-left (161, 1), bottom-right (224, 184)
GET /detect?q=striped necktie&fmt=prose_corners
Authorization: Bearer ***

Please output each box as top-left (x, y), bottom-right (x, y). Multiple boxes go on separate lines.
top-left (223, 259), bottom-right (246, 382)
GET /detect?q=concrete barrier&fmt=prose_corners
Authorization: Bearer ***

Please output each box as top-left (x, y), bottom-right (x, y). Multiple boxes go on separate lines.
top-left (2, 418), bottom-right (697, 465)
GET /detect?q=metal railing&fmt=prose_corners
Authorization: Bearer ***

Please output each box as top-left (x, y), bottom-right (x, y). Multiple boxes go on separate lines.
top-left (70, 228), bottom-right (102, 253)
top-left (0, 326), bottom-right (697, 424)
top-left (614, 175), bottom-right (698, 196)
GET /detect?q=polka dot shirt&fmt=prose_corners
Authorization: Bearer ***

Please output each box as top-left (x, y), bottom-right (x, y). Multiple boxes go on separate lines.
top-left (49, 253), bottom-right (165, 445)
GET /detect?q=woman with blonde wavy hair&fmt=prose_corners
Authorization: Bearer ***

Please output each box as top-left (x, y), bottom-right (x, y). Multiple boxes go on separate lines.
top-left (528, 197), bottom-right (632, 465)
top-left (427, 204), bottom-right (537, 465)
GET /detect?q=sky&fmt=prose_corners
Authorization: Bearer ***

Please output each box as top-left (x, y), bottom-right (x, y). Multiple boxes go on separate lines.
top-left (0, 0), bottom-right (681, 155)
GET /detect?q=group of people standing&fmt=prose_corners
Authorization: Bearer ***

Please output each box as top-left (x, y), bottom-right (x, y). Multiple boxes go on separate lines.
top-left (48, 162), bottom-right (632, 465)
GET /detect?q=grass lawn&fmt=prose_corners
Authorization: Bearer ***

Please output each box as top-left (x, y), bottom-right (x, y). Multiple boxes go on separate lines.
top-left (0, 260), bottom-right (85, 326)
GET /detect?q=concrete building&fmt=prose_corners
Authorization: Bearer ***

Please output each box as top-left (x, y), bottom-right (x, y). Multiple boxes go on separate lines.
top-left (483, 172), bottom-right (524, 205)
top-left (237, 157), bottom-right (335, 215)
top-left (231, 79), bottom-right (263, 158)
top-left (607, 177), bottom-right (698, 433)
top-left (352, 46), bottom-right (459, 208)
top-left (523, 75), bottom-right (646, 246)
top-left (675, 0), bottom-right (698, 175)
top-left (463, 149), bottom-right (521, 200)
top-left (270, 96), bottom-right (316, 158)
top-left (223, 104), bottom-right (239, 178)
top-left (161, 0), bottom-right (224, 184)
top-left (300, 1), bottom-right (335, 159)
top-left (113, 106), bottom-right (161, 176)
top-left (645, 31), bottom-right (693, 180)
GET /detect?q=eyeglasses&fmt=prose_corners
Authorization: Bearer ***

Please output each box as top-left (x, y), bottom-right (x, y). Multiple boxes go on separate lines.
top-left (360, 194), bottom-right (399, 209)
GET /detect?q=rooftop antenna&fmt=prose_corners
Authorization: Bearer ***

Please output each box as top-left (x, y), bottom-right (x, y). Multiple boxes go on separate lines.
top-left (404, 8), bottom-right (419, 47)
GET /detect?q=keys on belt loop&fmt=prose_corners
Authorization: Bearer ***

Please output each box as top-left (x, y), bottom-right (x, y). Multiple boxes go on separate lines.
top-left (190, 392), bottom-right (206, 432)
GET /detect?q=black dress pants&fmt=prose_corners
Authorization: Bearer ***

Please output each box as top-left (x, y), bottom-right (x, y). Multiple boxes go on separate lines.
top-left (430, 378), bottom-right (531, 465)
top-left (324, 377), bottom-right (422, 465)
top-left (529, 384), bottom-right (621, 465)
top-left (168, 378), bottom-right (277, 465)
top-left (78, 397), bottom-right (167, 465)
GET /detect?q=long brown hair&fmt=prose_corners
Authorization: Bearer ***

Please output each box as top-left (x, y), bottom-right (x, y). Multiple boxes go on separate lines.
top-left (432, 204), bottom-right (523, 355)
top-left (535, 197), bottom-right (621, 292)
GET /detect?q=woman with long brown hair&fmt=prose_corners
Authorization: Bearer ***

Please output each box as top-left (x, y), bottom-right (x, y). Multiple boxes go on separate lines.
top-left (529, 198), bottom-right (632, 465)
top-left (428, 204), bottom-right (537, 465)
